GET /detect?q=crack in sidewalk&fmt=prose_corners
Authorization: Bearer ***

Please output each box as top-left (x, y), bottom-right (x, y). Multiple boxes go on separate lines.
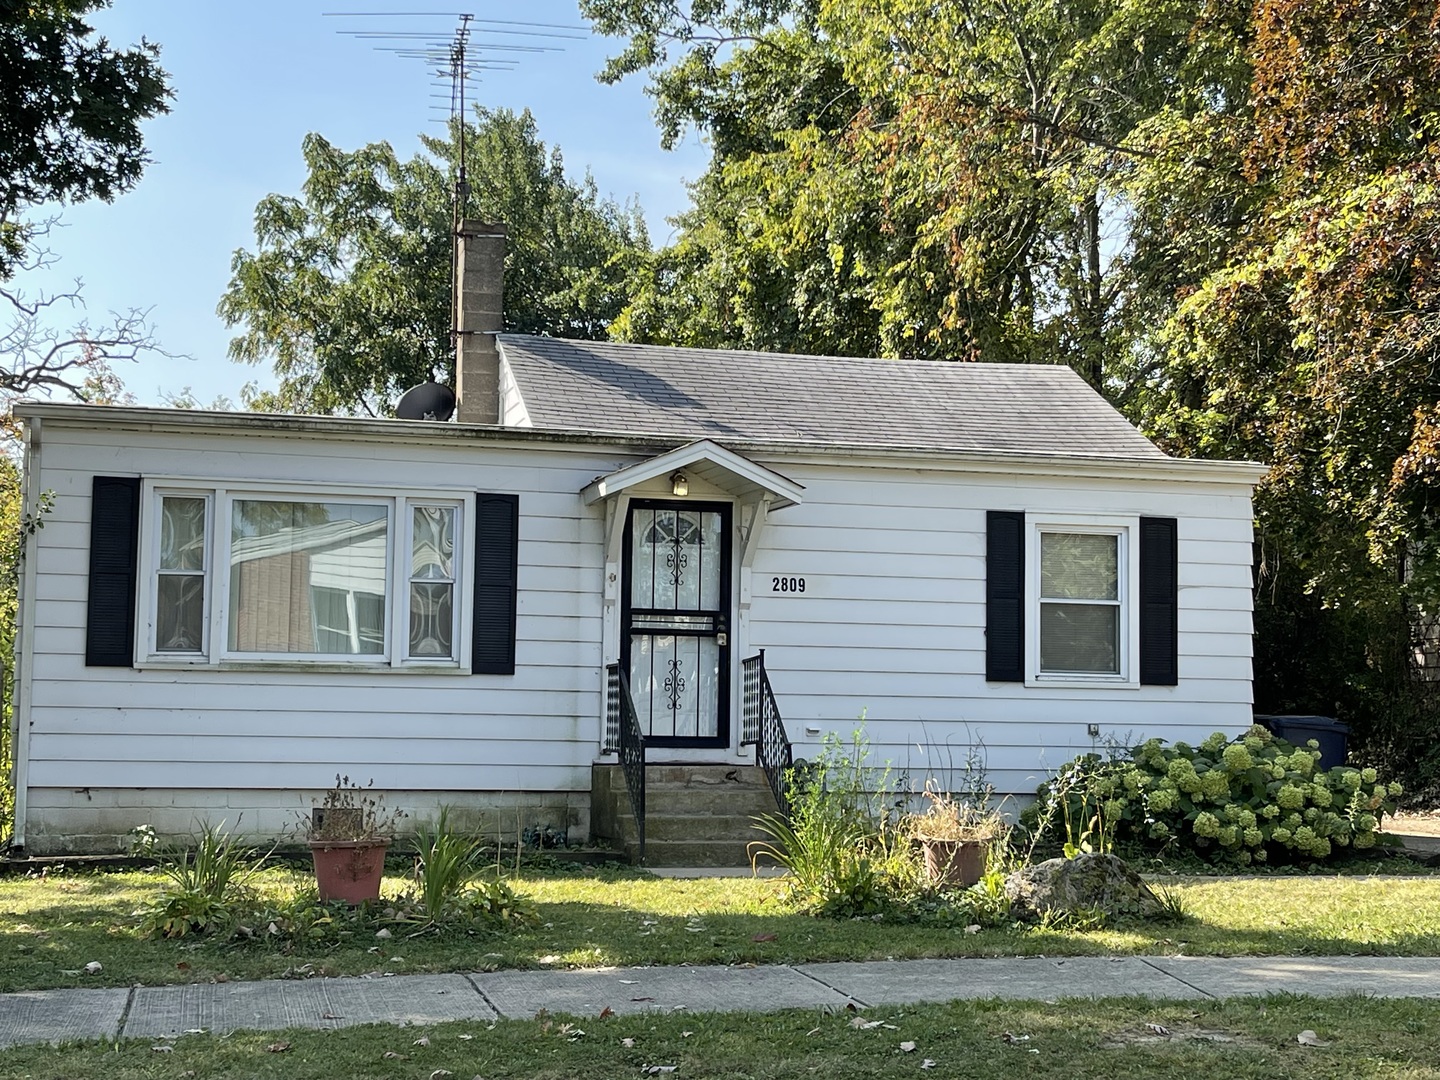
top-left (1138, 957), bottom-right (1217, 999)
top-left (788, 965), bottom-right (871, 1009)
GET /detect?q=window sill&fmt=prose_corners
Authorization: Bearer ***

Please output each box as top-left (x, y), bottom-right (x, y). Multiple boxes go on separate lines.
top-left (1023, 674), bottom-right (1140, 691)
top-left (135, 658), bottom-right (472, 676)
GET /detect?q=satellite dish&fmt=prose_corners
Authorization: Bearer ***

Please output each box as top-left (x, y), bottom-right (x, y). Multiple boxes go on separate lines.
top-left (395, 382), bottom-right (456, 422)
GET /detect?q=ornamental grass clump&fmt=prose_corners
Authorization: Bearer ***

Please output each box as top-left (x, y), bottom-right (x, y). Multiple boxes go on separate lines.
top-left (750, 730), bottom-right (913, 917)
top-left (1034, 725), bottom-right (1401, 865)
top-left (906, 783), bottom-right (1007, 844)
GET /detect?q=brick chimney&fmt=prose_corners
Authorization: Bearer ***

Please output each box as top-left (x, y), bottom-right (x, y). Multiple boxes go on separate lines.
top-left (454, 219), bottom-right (506, 424)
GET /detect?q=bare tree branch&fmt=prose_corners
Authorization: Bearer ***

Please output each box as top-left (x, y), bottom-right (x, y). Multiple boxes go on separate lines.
top-left (1, 218), bottom-right (180, 403)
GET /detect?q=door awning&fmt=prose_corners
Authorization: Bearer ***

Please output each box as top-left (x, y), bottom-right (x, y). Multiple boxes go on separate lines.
top-left (580, 439), bottom-right (804, 510)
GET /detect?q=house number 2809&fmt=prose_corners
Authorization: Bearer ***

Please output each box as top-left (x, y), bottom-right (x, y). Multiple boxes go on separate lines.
top-left (772, 576), bottom-right (806, 593)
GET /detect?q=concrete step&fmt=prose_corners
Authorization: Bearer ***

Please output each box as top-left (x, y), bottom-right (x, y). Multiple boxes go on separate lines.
top-left (616, 813), bottom-right (774, 843)
top-left (644, 789), bottom-right (778, 817)
top-left (592, 763), bottom-right (784, 866)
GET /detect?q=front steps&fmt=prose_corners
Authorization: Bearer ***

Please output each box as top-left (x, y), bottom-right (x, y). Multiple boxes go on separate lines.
top-left (591, 764), bottom-right (782, 867)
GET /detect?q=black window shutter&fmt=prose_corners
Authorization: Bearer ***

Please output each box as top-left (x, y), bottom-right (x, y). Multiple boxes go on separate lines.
top-left (473, 493), bottom-right (518, 674)
top-left (986, 510), bottom-right (1025, 682)
top-left (86, 476), bottom-right (141, 667)
top-left (1139, 516), bottom-right (1179, 686)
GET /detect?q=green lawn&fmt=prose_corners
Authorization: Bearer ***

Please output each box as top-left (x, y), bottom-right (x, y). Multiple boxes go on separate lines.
top-left (3, 995), bottom-right (1439, 1079)
top-left (2, 865), bottom-right (1440, 993)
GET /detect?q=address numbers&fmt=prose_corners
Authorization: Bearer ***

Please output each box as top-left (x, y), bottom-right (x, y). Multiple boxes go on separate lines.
top-left (772, 576), bottom-right (806, 593)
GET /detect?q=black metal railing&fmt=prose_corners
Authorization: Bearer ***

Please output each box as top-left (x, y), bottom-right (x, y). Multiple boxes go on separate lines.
top-left (605, 662), bottom-right (647, 862)
top-left (741, 650), bottom-right (793, 816)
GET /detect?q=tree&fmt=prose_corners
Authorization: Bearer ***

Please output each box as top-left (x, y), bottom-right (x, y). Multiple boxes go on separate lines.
top-left (589, 0), bottom-right (1248, 387)
top-left (219, 108), bottom-right (650, 417)
top-left (1139, 0), bottom-right (1440, 791)
top-left (0, 0), bottom-right (170, 278)
top-left (0, 1), bottom-right (171, 403)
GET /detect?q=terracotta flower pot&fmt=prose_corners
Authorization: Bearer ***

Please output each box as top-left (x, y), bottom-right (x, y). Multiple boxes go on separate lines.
top-left (919, 837), bottom-right (988, 888)
top-left (309, 839), bottom-right (389, 904)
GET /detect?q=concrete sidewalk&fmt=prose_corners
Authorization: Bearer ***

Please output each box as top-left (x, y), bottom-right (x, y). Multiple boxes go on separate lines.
top-left (3, 955), bottom-right (1439, 1049)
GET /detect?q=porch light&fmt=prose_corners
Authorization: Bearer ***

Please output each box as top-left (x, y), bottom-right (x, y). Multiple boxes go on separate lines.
top-left (670, 470), bottom-right (689, 497)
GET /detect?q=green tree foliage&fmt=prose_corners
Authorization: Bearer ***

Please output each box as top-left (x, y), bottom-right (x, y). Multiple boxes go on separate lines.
top-left (0, 0), bottom-right (170, 279)
top-left (587, 0), bottom-right (1241, 383)
top-left (0, 452), bottom-right (20, 840)
top-left (1138, 0), bottom-right (1440, 791)
top-left (0, 1), bottom-right (171, 401)
top-left (219, 108), bottom-right (650, 416)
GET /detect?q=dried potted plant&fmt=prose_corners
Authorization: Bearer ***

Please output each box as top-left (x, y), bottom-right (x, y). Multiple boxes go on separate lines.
top-left (908, 784), bottom-right (1006, 889)
top-left (307, 775), bottom-right (405, 904)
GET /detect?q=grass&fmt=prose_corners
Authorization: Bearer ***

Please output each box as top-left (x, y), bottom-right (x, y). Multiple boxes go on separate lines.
top-left (3, 863), bottom-right (1440, 993)
top-left (3, 995), bottom-right (1440, 1079)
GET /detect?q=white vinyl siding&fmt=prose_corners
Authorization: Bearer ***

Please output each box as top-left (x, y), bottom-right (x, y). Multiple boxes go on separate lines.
top-left (16, 410), bottom-right (1258, 851)
top-left (23, 428), bottom-right (605, 828)
top-left (742, 466), bottom-right (1255, 795)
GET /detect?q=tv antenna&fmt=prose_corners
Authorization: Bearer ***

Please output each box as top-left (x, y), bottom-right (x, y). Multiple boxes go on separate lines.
top-left (326, 11), bottom-right (588, 218)
top-left (327, 11), bottom-right (589, 403)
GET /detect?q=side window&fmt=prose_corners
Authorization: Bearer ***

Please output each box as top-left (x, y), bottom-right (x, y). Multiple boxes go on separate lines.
top-left (154, 494), bottom-right (210, 654)
top-left (407, 504), bottom-right (459, 660)
top-left (1037, 530), bottom-right (1122, 676)
top-left (985, 510), bottom-right (1175, 687)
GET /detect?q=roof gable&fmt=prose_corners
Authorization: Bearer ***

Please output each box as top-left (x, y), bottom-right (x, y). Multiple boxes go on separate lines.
top-left (580, 439), bottom-right (804, 510)
top-left (497, 336), bottom-right (1166, 460)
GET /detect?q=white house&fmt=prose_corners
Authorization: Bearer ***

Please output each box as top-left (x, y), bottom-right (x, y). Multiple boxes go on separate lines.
top-left (6, 224), bottom-right (1266, 857)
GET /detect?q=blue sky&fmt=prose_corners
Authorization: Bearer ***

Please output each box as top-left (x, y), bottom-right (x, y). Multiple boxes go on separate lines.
top-left (27, 2), bottom-right (708, 407)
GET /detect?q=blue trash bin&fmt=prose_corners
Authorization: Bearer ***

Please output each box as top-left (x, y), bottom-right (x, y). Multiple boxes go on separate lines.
top-left (1254, 715), bottom-right (1350, 770)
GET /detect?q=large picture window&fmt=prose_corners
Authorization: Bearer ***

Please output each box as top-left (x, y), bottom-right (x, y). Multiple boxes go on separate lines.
top-left (141, 485), bottom-right (468, 668)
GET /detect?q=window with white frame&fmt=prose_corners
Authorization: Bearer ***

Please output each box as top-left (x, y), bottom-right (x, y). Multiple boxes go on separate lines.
top-left (142, 485), bottom-right (469, 667)
top-left (1029, 519), bottom-right (1137, 682)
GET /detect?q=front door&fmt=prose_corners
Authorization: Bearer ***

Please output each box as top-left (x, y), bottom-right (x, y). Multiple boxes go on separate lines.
top-left (621, 501), bottom-right (731, 749)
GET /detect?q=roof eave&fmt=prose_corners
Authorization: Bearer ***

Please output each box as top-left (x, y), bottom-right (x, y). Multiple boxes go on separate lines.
top-left (11, 402), bottom-right (1267, 487)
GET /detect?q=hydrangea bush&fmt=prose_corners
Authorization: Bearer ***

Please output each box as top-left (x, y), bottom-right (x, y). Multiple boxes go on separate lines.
top-left (1038, 725), bottom-right (1402, 864)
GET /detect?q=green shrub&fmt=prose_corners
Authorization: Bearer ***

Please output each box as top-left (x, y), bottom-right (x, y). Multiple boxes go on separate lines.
top-left (410, 806), bottom-right (486, 924)
top-left (750, 730), bottom-right (911, 917)
top-left (139, 820), bottom-right (267, 938)
top-left (1031, 725), bottom-right (1402, 865)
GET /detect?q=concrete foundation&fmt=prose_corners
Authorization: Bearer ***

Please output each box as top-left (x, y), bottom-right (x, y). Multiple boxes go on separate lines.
top-left (21, 787), bottom-right (591, 855)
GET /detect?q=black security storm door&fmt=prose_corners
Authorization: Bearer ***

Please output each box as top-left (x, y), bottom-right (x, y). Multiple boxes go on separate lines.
top-left (621, 501), bottom-right (732, 748)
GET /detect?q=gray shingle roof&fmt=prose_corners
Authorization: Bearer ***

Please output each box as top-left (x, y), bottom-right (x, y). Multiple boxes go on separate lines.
top-left (497, 335), bottom-right (1166, 459)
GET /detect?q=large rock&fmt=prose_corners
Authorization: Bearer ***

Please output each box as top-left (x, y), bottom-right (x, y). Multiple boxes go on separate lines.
top-left (1004, 853), bottom-right (1161, 922)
